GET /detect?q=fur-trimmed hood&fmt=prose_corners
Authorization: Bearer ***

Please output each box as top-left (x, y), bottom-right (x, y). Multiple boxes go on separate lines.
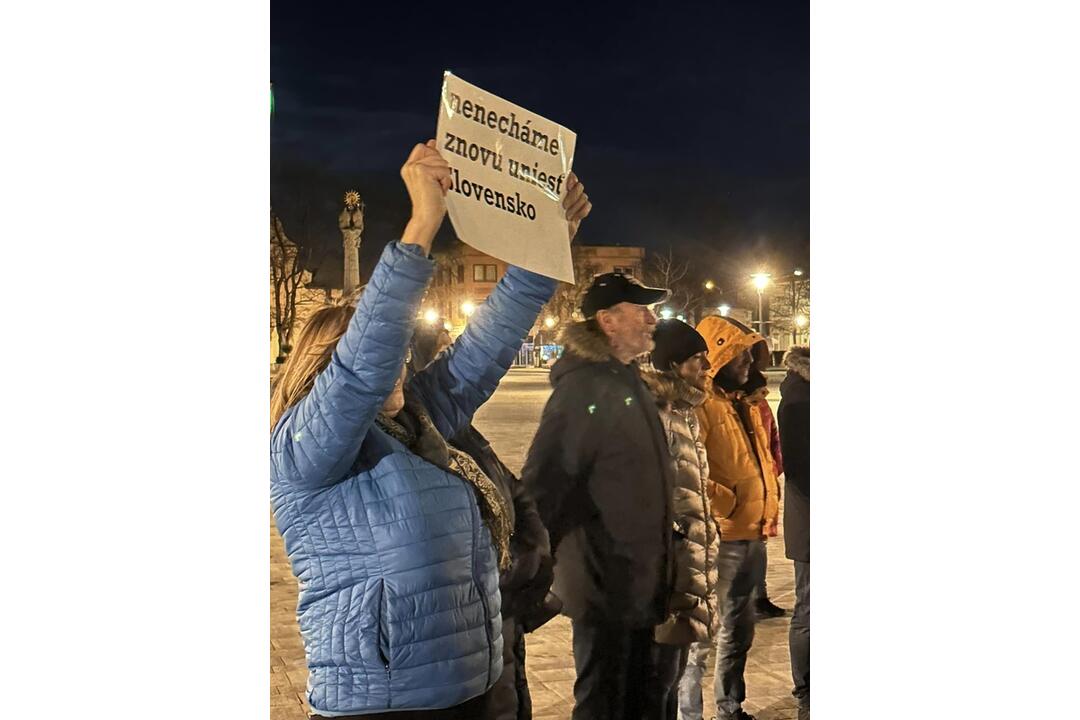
top-left (641, 368), bottom-right (708, 409)
top-left (557, 320), bottom-right (615, 363)
top-left (783, 346), bottom-right (810, 382)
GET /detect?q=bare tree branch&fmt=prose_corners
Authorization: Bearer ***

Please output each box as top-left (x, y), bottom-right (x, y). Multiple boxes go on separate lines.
top-left (270, 208), bottom-right (314, 362)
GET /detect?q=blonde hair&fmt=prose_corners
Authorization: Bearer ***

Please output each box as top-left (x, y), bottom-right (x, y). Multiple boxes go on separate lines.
top-left (270, 303), bottom-right (356, 430)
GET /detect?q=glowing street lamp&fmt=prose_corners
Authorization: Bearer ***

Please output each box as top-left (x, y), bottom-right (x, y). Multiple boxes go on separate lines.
top-left (423, 308), bottom-right (439, 324)
top-left (660, 307), bottom-right (674, 320)
top-left (718, 304), bottom-right (731, 317)
top-left (704, 280), bottom-right (715, 290)
top-left (750, 273), bottom-right (771, 338)
top-left (795, 314), bottom-right (808, 328)
top-left (544, 316), bottom-right (556, 329)
top-left (461, 300), bottom-right (476, 317)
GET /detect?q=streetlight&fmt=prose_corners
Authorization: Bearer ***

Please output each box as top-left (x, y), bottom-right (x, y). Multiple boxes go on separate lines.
top-left (423, 308), bottom-right (439, 324)
top-left (461, 300), bottom-right (476, 317)
top-left (750, 273), bottom-right (771, 339)
top-left (704, 280), bottom-right (715, 290)
top-left (718, 304), bottom-right (731, 317)
top-left (660, 307), bottom-right (674, 320)
top-left (535, 317), bottom-right (557, 367)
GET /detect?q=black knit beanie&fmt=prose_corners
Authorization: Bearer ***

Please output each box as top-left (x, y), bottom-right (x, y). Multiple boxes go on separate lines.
top-left (652, 319), bottom-right (708, 371)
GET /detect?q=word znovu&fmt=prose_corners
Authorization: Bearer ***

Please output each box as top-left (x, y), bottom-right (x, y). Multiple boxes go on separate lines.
top-left (443, 132), bottom-right (568, 197)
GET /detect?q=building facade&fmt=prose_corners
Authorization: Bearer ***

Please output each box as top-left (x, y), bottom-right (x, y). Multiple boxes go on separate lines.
top-left (424, 241), bottom-right (647, 336)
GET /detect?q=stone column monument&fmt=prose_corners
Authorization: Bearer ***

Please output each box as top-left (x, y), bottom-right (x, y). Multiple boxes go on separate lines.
top-left (338, 190), bottom-right (364, 294)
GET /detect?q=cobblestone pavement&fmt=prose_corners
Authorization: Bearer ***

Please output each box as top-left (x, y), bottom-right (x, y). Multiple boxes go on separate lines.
top-left (271, 368), bottom-right (799, 719)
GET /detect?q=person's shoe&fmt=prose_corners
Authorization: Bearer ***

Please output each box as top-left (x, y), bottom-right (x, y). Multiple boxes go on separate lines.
top-left (754, 596), bottom-right (787, 619)
top-left (714, 710), bottom-right (758, 720)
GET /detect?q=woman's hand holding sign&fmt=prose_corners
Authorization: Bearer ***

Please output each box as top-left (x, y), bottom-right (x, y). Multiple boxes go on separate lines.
top-left (562, 172), bottom-right (592, 242)
top-left (400, 140), bottom-right (453, 254)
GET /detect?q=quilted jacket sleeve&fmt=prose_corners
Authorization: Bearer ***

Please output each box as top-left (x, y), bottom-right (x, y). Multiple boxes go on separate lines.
top-left (271, 241), bottom-right (434, 489)
top-left (409, 265), bottom-right (557, 439)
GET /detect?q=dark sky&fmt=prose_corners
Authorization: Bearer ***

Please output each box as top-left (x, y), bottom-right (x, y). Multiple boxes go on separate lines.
top-left (271, 1), bottom-right (809, 288)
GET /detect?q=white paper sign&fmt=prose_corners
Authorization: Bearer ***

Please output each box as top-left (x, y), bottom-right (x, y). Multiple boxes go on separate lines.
top-left (436, 71), bottom-right (577, 282)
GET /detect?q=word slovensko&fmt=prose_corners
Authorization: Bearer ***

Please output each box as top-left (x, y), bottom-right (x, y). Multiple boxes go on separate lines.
top-left (449, 168), bottom-right (537, 220)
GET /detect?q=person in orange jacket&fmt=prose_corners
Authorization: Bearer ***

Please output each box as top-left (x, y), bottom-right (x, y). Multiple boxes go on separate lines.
top-left (687, 316), bottom-right (782, 720)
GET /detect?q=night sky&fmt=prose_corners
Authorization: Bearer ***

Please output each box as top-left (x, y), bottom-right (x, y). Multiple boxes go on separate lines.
top-left (271, 1), bottom-right (809, 289)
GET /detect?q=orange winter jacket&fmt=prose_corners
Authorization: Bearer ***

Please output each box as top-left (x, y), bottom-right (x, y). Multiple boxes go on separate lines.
top-left (694, 315), bottom-right (781, 541)
top-left (697, 390), bottom-right (781, 541)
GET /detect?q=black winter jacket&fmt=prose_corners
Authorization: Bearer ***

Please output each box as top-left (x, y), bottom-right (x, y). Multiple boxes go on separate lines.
top-left (778, 347), bottom-right (810, 562)
top-left (449, 424), bottom-right (555, 619)
top-left (521, 321), bottom-right (676, 628)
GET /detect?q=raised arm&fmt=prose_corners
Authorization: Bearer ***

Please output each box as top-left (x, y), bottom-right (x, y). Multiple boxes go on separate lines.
top-left (409, 174), bottom-right (592, 438)
top-left (270, 142), bottom-right (452, 489)
top-left (271, 242), bottom-right (434, 489)
top-left (410, 265), bottom-right (557, 438)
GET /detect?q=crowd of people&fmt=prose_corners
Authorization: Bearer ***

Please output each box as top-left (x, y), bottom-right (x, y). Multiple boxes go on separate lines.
top-left (269, 140), bottom-right (810, 720)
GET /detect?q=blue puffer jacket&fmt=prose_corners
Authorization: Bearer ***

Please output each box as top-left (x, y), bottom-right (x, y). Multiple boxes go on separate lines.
top-left (271, 240), bottom-right (556, 716)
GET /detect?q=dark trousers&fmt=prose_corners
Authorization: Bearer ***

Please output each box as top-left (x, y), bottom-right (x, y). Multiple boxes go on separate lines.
top-left (714, 540), bottom-right (766, 716)
top-left (484, 617), bottom-right (532, 720)
top-left (571, 618), bottom-right (674, 720)
top-left (790, 560), bottom-right (810, 707)
top-left (649, 643), bottom-right (690, 720)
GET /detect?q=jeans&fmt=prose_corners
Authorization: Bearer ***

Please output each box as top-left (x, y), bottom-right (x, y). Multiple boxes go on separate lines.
top-left (755, 541), bottom-right (769, 599)
top-left (649, 643), bottom-right (689, 720)
top-left (677, 641), bottom-right (711, 720)
top-left (675, 541), bottom-right (766, 719)
top-left (790, 560), bottom-right (810, 708)
top-left (571, 618), bottom-right (670, 719)
top-left (713, 540), bottom-right (766, 716)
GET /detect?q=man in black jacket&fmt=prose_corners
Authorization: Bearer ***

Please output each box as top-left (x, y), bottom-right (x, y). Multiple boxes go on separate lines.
top-left (778, 346), bottom-right (810, 720)
top-left (521, 272), bottom-right (676, 720)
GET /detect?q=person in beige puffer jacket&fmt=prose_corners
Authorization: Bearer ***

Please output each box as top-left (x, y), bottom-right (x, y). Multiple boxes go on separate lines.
top-left (641, 319), bottom-right (728, 719)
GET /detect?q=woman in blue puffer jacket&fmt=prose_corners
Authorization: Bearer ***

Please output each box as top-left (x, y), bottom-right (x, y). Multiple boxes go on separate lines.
top-left (270, 140), bottom-right (591, 719)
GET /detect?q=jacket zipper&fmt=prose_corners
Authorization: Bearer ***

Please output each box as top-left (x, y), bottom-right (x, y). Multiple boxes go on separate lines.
top-left (733, 396), bottom-right (771, 529)
top-left (378, 579), bottom-right (392, 690)
top-left (472, 502), bottom-right (496, 686)
top-left (689, 406), bottom-right (715, 624)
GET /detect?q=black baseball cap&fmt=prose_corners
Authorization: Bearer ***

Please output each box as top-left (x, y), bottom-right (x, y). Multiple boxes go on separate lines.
top-left (580, 272), bottom-right (670, 319)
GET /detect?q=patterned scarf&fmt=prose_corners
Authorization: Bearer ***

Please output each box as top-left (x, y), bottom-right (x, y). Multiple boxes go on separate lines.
top-left (375, 393), bottom-right (512, 572)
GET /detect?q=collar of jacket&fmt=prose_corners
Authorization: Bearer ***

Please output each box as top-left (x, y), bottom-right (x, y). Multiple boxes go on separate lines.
top-left (744, 386), bottom-right (769, 404)
top-left (709, 384), bottom-right (746, 403)
top-left (783, 346), bottom-right (810, 382)
top-left (558, 319), bottom-right (617, 363)
top-left (642, 368), bottom-right (708, 409)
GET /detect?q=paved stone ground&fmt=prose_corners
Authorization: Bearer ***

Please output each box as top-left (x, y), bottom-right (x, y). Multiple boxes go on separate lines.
top-left (271, 368), bottom-right (800, 719)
